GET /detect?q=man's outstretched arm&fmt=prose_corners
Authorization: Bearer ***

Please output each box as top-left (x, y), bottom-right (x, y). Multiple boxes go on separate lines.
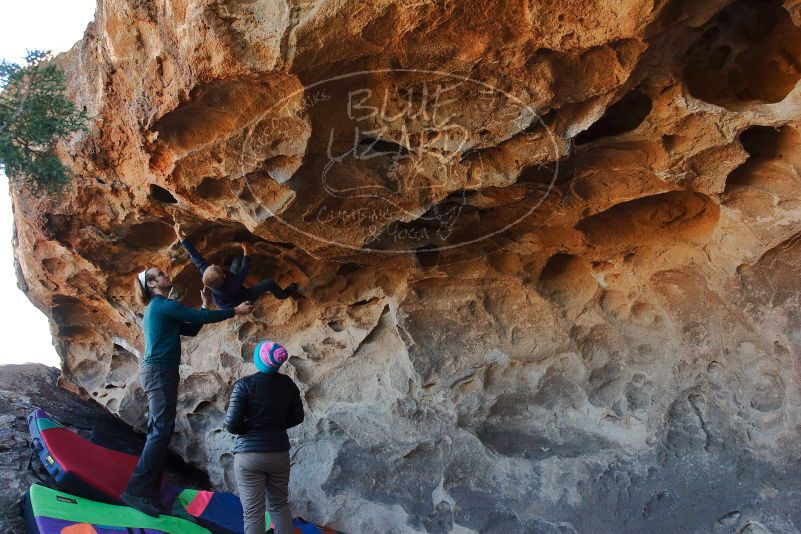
top-left (163, 298), bottom-right (234, 324)
top-left (178, 288), bottom-right (216, 337)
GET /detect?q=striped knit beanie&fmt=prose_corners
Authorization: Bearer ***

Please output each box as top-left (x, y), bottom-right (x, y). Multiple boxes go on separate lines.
top-left (253, 340), bottom-right (288, 374)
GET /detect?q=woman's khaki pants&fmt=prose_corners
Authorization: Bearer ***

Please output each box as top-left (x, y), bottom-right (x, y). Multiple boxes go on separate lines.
top-left (234, 451), bottom-right (293, 534)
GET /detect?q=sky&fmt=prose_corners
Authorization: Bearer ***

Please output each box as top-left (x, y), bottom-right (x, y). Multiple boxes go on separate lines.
top-left (0, 0), bottom-right (97, 366)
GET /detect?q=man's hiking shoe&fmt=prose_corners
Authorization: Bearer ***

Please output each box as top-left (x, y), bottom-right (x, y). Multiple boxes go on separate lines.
top-left (120, 492), bottom-right (161, 517)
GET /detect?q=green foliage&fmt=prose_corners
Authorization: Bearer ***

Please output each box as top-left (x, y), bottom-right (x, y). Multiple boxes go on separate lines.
top-left (0, 50), bottom-right (88, 195)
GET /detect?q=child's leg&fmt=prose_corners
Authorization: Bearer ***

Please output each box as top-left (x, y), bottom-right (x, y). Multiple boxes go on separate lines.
top-left (247, 279), bottom-right (296, 301)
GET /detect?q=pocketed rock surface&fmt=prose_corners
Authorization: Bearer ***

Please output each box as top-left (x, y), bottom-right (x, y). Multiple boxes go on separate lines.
top-left (8, 0), bottom-right (801, 531)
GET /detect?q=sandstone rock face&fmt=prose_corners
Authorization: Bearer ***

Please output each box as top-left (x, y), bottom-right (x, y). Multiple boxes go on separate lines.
top-left (9, 0), bottom-right (801, 531)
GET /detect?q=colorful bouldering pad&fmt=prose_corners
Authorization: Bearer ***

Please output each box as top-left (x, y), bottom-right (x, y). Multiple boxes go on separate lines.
top-left (23, 483), bottom-right (211, 533)
top-left (28, 408), bottom-right (340, 533)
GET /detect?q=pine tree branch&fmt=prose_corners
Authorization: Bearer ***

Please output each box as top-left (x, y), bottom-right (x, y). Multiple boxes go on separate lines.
top-left (0, 77), bottom-right (31, 134)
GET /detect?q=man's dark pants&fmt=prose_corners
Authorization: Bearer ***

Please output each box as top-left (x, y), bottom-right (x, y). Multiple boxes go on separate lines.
top-left (125, 364), bottom-right (179, 499)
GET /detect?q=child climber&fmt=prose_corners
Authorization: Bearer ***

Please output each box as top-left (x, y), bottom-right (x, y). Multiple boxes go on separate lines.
top-left (174, 224), bottom-right (297, 310)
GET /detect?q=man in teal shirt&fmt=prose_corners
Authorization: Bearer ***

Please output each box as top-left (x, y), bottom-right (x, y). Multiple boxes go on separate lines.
top-left (122, 266), bottom-right (253, 516)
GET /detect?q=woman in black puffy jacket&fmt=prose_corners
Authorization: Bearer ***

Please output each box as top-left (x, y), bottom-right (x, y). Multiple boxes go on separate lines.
top-left (225, 339), bottom-right (304, 534)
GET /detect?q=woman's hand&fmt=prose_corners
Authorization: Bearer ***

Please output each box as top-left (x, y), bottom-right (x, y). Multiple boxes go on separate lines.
top-left (200, 287), bottom-right (212, 309)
